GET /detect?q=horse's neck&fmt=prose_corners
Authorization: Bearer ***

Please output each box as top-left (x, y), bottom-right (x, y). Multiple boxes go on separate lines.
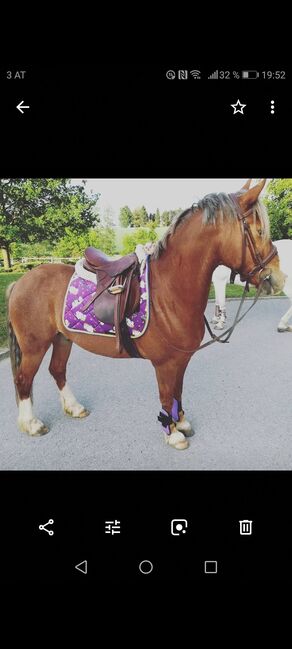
top-left (151, 219), bottom-right (219, 316)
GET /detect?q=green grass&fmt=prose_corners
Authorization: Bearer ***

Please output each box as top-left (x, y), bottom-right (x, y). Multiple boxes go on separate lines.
top-left (208, 284), bottom-right (257, 300)
top-left (209, 285), bottom-right (286, 299)
top-left (0, 273), bottom-right (24, 347)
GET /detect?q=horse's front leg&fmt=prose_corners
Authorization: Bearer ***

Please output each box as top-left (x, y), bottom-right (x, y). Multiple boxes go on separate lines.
top-left (153, 360), bottom-right (190, 450)
top-left (172, 363), bottom-right (194, 437)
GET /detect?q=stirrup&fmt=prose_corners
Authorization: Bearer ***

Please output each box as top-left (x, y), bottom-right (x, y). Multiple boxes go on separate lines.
top-left (108, 284), bottom-right (125, 295)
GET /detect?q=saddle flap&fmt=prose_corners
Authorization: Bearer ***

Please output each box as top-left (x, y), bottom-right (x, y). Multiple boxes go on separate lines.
top-left (93, 272), bottom-right (140, 325)
top-left (93, 291), bottom-right (116, 324)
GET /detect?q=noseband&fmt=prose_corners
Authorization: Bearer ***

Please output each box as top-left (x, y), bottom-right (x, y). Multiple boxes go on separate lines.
top-left (228, 193), bottom-right (278, 282)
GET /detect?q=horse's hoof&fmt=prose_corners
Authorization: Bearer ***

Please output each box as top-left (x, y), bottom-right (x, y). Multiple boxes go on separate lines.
top-left (277, 326), bottom-right (292, 333)
top-left (71, 407), bottom-right (90, 418)
top-left (78, 408), bottom-right (90, 418)
top-left (18, 417), bottom-right (49, 436)
top-left (63, 404), bottom-right (90, 418)
top-left (176, 415), bottom-right (194, 437)
top-left (214, 321), bottom-right (225, 330)
top-left (165, 430), bottom-right (189, 450)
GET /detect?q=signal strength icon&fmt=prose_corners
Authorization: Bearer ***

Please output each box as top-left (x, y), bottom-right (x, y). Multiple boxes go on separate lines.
top-left (190, 69), bottom-right (201, 79)
top-left (208, 70), bottom-right (219, 79)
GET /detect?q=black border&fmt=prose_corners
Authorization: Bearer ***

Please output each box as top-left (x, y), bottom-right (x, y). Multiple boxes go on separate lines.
top-left (0, 63), bottom-right (291, 581)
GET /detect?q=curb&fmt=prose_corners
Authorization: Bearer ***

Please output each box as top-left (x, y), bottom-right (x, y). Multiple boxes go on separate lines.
top-left (0, 348), bottom-right (10, 362)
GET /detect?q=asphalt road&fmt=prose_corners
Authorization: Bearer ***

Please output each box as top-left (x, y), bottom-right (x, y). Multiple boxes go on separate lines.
top-left (1, 297), bottom-right (292, 471)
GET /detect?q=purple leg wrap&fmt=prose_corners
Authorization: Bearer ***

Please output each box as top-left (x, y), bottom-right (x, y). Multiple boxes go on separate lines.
top-left (171, 399), bottom-right (182, 422)
top-left (157, 409), bottom-right (173, 436)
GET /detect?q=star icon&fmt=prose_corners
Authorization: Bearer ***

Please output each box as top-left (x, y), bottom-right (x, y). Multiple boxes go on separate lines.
top-left (231, 99), bottom-right (246, 114)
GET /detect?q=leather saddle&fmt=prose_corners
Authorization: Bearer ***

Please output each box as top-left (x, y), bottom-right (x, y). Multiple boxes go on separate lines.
top-left (82, 246), bottom-right (141, 353)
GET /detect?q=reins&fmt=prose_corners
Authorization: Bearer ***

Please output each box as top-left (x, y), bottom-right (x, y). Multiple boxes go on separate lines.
top-left (200, 278), bottom-right (264, 351)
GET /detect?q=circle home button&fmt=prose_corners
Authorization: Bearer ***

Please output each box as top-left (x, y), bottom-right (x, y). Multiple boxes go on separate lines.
top-left (138, 560), bottom-right (154, 575)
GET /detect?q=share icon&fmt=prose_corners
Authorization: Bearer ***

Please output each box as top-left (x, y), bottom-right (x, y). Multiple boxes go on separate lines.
top-left (39, 519), bottom-right (54, 536)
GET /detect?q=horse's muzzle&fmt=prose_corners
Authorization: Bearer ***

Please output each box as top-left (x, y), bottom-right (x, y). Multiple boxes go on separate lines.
top-left (260, 268), bottom-right (287, 295)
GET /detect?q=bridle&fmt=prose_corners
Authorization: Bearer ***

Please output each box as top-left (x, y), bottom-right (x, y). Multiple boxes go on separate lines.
top-left (151, 196), bottom-right (279, 354)
top-left (228, 192), bottom-right (278, 283)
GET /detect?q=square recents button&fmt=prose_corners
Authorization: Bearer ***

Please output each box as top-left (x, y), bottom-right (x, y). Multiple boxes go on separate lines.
top-left (204, 561), bottom-right (218, 574)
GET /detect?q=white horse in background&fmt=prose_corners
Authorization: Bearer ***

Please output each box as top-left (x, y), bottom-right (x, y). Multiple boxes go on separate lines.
top-left (211, 239), bottom-right (292, 331)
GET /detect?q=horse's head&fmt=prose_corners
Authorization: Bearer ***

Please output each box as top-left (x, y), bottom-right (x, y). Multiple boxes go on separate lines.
top-left (227, 179), bottom-right (286, 295)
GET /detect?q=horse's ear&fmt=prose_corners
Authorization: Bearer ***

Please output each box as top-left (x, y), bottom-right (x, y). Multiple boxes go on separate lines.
top-left (238, 178), bottom-right (266, 211)
top-left (240, 179), bottom-right (252, 191)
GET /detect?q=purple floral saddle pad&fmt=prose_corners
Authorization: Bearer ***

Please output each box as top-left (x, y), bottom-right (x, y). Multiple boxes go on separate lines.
top-left (62, 257), bottom-right (150, 338)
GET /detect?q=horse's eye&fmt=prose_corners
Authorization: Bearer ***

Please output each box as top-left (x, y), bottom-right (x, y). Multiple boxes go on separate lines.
top-left (258, 229), bottom-right (262, 236)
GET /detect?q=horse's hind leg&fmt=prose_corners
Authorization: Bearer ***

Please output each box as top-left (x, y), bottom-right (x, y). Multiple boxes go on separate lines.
top-left (16, 350), bottom-right (49, 436)
top-left (49, 333), bottom-right (89, 418)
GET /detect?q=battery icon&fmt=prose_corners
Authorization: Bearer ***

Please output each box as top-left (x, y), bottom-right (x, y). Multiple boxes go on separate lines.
top-left (242, 70), bottom-right (259, 79)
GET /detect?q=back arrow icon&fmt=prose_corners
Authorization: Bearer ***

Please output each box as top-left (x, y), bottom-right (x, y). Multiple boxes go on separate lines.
top-left (17, 100), bottom-right (30, 114)
top-left (75, 560), bottom-right (87, 574)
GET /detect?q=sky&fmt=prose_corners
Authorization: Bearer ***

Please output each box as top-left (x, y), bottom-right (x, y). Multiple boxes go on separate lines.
top-left (72, 178), bottom-right (271, 224)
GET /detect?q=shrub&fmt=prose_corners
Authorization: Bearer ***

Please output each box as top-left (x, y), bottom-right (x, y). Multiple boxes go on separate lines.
top-left (121, 227), bottom-right (158, 255)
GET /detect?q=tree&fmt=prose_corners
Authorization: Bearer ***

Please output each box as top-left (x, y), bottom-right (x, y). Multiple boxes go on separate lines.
top-left (121, 226), bottom-right (158, 255)
top-left (97, 223), bottom-right (117, 255)
top-left (11, 240), bottom-right (53, 259)
top-left (119, 205), bottom-right (133, 227)
top-left (161, 208), bottom-right (182, 226)
top-left (101, 206), bottom-right (115, 227)
top-left (0, 178), bottom-right (99, 269)
top-left (53, 225), bottom-right (117, 258)
top-left (132, 206), bottom-right (148, 227)
top-left (264, 179), bottom-right (292, 240)
top-left (154, 208), bottom-right (161, 226)
top-left (99, 208), bottom-right (117, 254)
top-left (53, 230), bottom-right (94, 258)
top-left (161, 210), bottom-right (171, 226)
top-left (148, 211), bottom-right (160, 224)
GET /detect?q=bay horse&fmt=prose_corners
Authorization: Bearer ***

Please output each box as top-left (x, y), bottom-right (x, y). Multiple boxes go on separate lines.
top-left (212, 240), bottom-right (292, 331)
top-left (6, 179), bottom-right (286, 450)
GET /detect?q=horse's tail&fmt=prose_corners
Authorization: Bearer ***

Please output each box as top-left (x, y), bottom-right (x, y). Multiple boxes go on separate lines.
top-left (6, 282), bottom-right (22, 403)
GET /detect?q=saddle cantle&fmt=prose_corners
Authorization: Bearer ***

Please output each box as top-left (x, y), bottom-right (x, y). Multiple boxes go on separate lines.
top-left (82, 246), bottom-right (141, 355)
